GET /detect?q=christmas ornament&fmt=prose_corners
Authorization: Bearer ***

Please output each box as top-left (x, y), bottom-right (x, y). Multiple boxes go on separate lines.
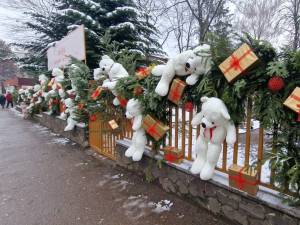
top-left (268, 76), bottom-right (285, 92)
top-left (184, 101), bottom-right (194, 112)
top-left (133, 85), bottom-right (143, 96)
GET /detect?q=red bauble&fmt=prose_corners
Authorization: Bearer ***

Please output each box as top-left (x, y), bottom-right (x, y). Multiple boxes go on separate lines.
top-left (90, 114), bottom-right (97, 121)
top-left (184, 102), bottom-right (194, 112)
top-left (268, 76), bottom-right (285, 92)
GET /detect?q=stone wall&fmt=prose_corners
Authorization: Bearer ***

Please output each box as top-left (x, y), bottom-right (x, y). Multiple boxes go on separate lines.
top-left (33, 112), bottom-right (88, 148)
top-left (115, 139), bottom-right (300, 225)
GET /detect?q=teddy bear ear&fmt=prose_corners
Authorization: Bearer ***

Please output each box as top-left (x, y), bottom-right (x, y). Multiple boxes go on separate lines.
top-left (201, 96), bottom-right (209, 103)
top-left (102, 55), bottom-right (110, 60)
top-left (221, 108), bottom-right (231, 120)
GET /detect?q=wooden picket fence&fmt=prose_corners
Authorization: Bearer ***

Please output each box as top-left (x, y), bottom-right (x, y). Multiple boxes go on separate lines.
top-left (89, 100), bottom-right (280, 193)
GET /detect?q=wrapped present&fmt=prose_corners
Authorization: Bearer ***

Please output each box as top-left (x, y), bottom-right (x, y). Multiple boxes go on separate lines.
top-left (219, 43), bottom-right (259, 83)
top-left (142, 115), bottom-right (169, 141)
top-left (91, 86), bottom-right (103, 100)
top-left (283, 87), bottom-right (300, 122)
top-left (117, 96), bottom-right (128, 108)
top-left (108, 120), bottom-right (119, 130)
top-left (163, 146), bottom-right (184, 164)
top-left (135, 66), bottom-right (152, 80)
top-left (228, 164), bottom-right (259, 196)
top-left (168, 79), bottom-right (186, 105)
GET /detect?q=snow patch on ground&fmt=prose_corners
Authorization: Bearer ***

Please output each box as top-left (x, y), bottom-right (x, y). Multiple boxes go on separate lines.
top-left (149, 199), bottom-right (174, 213)
top-left (10, 108), bottom-right (24, 118)
top-left (47, 137), bottom-right (70, 145)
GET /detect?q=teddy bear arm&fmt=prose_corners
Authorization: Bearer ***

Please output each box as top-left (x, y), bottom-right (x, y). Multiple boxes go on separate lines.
top-left (225, 122), bottom-right (236, 145)
top-left (132, 115), bottom-right (143, 131)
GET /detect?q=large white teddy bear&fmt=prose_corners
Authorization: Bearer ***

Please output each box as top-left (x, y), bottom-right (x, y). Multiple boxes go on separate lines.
top-left (98, 55), bottom-right (129, 105)
top-left (125, 99), bottom-right (147, 161)
top-left (63, 98), bottom-right (78, 131)
top-left (153, 44), bottom-right (212, 96)
top-left (190, 97), bottom-right (236, 180)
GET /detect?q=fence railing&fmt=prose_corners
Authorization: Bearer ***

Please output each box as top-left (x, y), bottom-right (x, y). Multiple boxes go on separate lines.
top-left (90, 100), bottom-right (280, 193)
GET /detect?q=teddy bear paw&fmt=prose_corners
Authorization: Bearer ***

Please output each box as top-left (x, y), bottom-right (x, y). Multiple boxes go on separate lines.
top-left (155, 82), bottom-right (169, 96)
top-left (186, 75), bottom-right (199, 85)
top-left (190, 159), bottom-right (204, 174)
top-left (113, 97), bottom-right (120, 106)
top-left (200, 164), bottom-right (215, 180)
top-left (125, 147), bottom-right (135, 158)
top-left (132, 150), bottom-right (144, 161)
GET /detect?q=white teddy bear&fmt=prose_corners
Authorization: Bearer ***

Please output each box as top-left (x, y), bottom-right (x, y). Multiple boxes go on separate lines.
top-left (190, 96), bottom-right (236, 180)
top-left (153, 44), bottom-right (212, 96)
top-left (98, 55), bottom-right (129, 105)
top-left (125, 99), bottom-right (147, 161)
top-left (63, 98), bottom-right (78, 131)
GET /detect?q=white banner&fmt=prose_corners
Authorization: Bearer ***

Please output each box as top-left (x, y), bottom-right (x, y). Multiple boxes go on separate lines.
top-left (47, 25), bottom-right (86, 70)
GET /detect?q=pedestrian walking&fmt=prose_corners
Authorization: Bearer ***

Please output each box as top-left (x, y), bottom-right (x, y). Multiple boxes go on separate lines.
top-left (5, 92), bottom-right (13, 108)
top-left (0, 94), bottom-right (6, 109)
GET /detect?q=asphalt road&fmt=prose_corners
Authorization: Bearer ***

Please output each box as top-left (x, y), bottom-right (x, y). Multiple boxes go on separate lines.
top-left (0, 109), bottom-right (231, 225)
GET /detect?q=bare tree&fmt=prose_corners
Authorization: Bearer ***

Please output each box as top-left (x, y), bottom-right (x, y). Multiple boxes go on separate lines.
top-left (234, 0), bottom-right (283, 41)
top-left (280, 0), bottom-right (300, 50)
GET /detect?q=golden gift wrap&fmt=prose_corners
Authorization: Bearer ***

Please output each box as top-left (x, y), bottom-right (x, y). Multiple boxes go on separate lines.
top-left (142, 115), bottom-right (169, 141)
top-left (108, 120), bottom-right (119, 130)
top-left (283, 87), bottom-right (300, 117)
top-left (163, 146), bottom-right (184, 164)
top-left (228, 164), bottom-right (259, 196)
top-left (219, 43), bottom-right (259, 83)
top-left (168, 78), bottom-right (186, 105)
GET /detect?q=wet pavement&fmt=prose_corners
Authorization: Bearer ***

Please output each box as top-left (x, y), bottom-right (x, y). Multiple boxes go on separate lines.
top-left (0, 109), bottom-right (231, 225)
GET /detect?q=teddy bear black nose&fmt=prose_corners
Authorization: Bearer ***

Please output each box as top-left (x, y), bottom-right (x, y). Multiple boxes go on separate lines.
top-left (201, 123), bottom-right (206, 128)
top-left (185, 62), bottom-right (190, 69)
top-left (102, 68), bottom-right (105, 71)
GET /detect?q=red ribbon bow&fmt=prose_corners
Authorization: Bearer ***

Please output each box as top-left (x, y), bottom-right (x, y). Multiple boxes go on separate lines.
top-left (297, 104), bottom-right (300, 122)
top-left (223, 49), bottom-right (252, 74)
top-left (144, 120), bottom-right (162, 140)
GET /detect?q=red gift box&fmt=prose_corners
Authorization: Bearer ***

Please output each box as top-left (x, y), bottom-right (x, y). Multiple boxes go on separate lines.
top-left (168, 79), bottom-right (186, 105)
top-left (142, 115), bottom-right (169, 141)
top-left (117, 96), bottom-right (128, 108)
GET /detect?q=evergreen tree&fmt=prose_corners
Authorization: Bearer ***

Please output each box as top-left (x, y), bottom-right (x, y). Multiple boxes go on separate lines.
top-left (18, 0), bottom-right (162, 73)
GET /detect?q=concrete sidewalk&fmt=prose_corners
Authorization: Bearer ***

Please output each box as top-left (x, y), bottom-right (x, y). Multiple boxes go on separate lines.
top-left (0, 109), bottom-right (231, 225)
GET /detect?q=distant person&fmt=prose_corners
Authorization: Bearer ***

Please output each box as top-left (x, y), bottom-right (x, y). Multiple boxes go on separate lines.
top-left (0, 94), bottom-right (5, 109)
top-left (5, 92), bottom-right (13, 108)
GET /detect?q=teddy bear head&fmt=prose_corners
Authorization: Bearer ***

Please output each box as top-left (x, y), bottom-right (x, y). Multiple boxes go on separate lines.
top-left (39, 74), bottom-right (49, 85)
top-left (33, 84), bottom-right (41, 92)
top-left (192, 96), bottom-right (231, 129)
top-left (126, 99), bottom-right (142, 119)
top-left (99, 55), bottom-right (114, 75)
top-left (186, 44), bottom-right (212, 75)
top-left (64, 98), bottom-right (74, 108)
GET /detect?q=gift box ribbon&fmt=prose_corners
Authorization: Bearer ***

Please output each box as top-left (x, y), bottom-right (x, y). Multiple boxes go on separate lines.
top-left (223, 49), bottom-right (252, 75)
top-left (144, 119), bottom-right (163, 139)
top-left (229, 167), bottom-right (258, 190)
top-left (118, 97), bottom-right (128, 107)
